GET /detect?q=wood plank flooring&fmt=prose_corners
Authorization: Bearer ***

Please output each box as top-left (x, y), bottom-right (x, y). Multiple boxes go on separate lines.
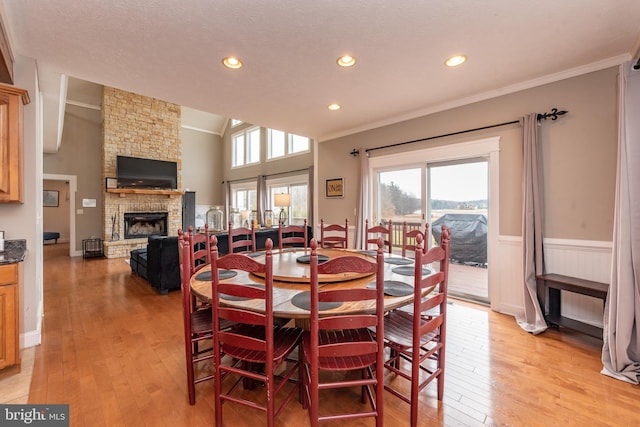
top-left (22, 243), bottom-right (640, 426)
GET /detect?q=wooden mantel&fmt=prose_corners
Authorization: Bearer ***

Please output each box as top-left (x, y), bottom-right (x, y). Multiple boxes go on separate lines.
top-left (106, 188), bottom-right (184, 197)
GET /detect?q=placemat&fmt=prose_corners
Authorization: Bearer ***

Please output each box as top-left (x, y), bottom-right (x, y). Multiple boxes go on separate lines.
top-left (220, 284), bottom-right (264, 301)
top-left (384, 257), bottom-right (413, 265)
top-left (296, 254), bottom-right (330, 264)
top-left (391, 266), bottom-right (433, 277)
top-left (247, 251), bottom-right (264, 258)
top-left (194, 269), bottom-right (238, 281)
top-left (359, 250), bottom-right (377, 257)
top-left (291, 291), bottom-right (342, 311)
top-left (367, 280), bottom-right (414, 297)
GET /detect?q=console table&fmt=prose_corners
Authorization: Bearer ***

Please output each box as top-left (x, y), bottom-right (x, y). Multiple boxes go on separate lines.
top-left (536, 273), bottom-right (608, 339)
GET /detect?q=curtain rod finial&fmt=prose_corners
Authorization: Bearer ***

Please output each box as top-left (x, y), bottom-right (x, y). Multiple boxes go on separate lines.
top-left (537, 108), bottom-right (568, 121)
top-left (350, 149), bottom-right (359, 157)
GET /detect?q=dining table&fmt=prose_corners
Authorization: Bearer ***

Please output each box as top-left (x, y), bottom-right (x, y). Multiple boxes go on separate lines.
top-left (190, 247), bottom-right (438, 322)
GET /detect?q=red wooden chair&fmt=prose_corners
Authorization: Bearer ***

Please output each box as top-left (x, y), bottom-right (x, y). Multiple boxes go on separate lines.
top-left (320, 218), bottom-right (348, 249)
top-left (210, 237), bottom-right (302, 426)
top-left (381, 226), bottom-right (451, 427)
top-left (228, 221), bottom-right (256, 253)
top-left (302, 238), bottom-right (386, 426)
top-left (365, 219), bottom-right (392, 254)
top-left (278, 218), bottom-right (308, 250)
top-left (188, 224), bottom-right (209, 274)
top-left (178, 228), bottom-right (214, 405)
top-left (401, 221), bottom-right (429, 257)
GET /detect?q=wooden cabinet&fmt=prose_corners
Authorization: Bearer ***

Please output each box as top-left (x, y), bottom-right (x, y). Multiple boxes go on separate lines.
top-left (0, 263), bottom-right (20, 370)
top-left (0, 84), bottom-right (30, 203)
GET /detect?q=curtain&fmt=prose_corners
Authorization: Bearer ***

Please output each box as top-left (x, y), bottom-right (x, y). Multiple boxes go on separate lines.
top-left (516, 113), bottom-right (548, 334)
top-left (257, 175), bottom-right (267, 225)
top-left (307, 166), bottom-right (314, 228)
top-left (224, 181), bottom-right (231, 228)
top-left (355, 148), bottom-right (370, 249)
top-left (601, 61), bottom-right (640, 384)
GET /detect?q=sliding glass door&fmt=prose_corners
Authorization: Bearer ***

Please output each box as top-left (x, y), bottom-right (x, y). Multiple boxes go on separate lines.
top-left (428, 159), bottom-right (488, 302)
top-left (373, 158), bottom-right (489, 303)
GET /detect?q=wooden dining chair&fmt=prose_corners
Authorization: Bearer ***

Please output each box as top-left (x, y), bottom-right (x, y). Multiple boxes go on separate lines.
top-left (381, 226), bottom-right (451, 427)
top-left (278, 218), bottom-right (308, 250)
top-left (365, 218), bottom-right (392, 254)
top-left (188, 224), bottom-right (209, 274)
top-left (320, 218), bottom-right (348, 249)
top-left (302, 238), bottom-right (386, 426)
top-left (402, 221), bottom-right (429, 257)
top-left (228, 221), bottom-right (256, 253)
top-left (210, 236), bottom-right (303, 426)
top-left (178, 228), bottom-right (214, 405)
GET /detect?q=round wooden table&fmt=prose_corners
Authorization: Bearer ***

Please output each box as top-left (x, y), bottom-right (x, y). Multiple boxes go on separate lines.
top-left (190, 248), bottom-right (437, 320)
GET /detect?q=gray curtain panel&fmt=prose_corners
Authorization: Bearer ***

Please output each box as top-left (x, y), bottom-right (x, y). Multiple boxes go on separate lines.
top-left (356, 148), bottom-right (370, 249)
top-left (257, 175), bottom-right (267, 225)
top-left (516, 113), bottom-right (548, 334)
top-left (601, 61), bottom-right (640, 384)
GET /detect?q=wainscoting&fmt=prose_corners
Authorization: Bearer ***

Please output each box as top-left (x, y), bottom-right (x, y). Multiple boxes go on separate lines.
top-left (493, 236), bottom-right (611, 328)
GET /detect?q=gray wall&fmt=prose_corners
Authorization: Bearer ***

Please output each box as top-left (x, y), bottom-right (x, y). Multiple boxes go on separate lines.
top-left (181, 128), bottom-right (223, 206)
top-left (43, 104), bottom-right (103, 249)
top-left (318, 67), bottom-right (618, 241)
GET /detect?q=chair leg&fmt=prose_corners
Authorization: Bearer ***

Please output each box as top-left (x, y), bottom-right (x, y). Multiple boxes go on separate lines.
top-left (185, 343), bottom-right (196, 405)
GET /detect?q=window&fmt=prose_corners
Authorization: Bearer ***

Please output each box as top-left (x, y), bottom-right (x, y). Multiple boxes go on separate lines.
top-left (232, 127), bottom-right (261, 167)
top-left (267, 174), bottom-right (309, 225)
top-left (231, 119), bottom-right (243, 127)
top-left (231, 182), bottom-right (257, 224)
top-left (267, 128), bottom-right (310, 159)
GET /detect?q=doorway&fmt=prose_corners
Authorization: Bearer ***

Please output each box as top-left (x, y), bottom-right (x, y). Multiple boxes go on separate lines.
top-left (43, 174), bottom-right (78, 256)
top-left (427, 160), bottom-right (489, 302)
top-left (369, 137), bottom-right (499, 308)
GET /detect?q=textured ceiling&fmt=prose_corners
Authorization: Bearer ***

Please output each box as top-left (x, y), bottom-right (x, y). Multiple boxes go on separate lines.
top-left (3, 0), bottom-right (640, 143)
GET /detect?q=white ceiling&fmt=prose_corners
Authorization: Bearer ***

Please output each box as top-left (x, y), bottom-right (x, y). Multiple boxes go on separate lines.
top-left (3, 0), bottom-right (640, 150)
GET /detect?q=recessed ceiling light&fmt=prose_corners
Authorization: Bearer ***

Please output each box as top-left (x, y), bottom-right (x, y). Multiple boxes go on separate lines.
top-left (327, 103), bottom-right (341, 111)
top-left (337, 55), bottom-right (356, 67)
top-left (445, 55), bottom-right (466, 67)
top-left (222, 56), bottom-right (243, 69)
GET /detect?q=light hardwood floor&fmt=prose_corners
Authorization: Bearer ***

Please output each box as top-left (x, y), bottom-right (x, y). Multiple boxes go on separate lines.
top-left (18, 243), bottom-right (640, 426)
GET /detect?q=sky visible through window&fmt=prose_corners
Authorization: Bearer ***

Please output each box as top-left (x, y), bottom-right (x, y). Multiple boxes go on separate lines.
top-left (380, 162), bottom-right (487, 202)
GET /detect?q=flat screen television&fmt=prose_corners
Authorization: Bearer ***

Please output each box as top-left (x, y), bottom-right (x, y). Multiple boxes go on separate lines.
top-left (116, 155), bottom-right (178, 189)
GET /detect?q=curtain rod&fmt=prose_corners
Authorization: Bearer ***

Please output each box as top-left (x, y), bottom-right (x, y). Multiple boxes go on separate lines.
top-left (351, 108), bottom-right (567, 156)
top-left (223, 167), bottom-right (311, 184)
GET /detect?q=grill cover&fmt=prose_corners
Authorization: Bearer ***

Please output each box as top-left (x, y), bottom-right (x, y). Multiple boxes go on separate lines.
top-left (432, 213), bottom-right (487, 265)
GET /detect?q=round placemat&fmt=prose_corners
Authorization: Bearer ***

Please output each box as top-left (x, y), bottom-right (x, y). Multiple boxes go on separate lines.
top-left (359, 250), bottom-right (377, 257)
top-left (296, 254), bottom-right (330, 264)
top-left (195, 269), bottom-right (238, 281)
top-left (384, 257), bottom-right (413, 265)
top-left (367, 280), bottom-right (414, 297)
top-left (291, 291), bottom-right (342, 311)
top-left (391, 266), bottom-right (433, 277)
top-left (220, 284), bottom-right (264, 301)
top-left (247, 251), bottom-right (264, 258)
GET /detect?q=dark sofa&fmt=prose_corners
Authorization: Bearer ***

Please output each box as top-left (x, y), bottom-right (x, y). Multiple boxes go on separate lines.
top-left (129, 226), bottom-right (312, 294)
top-left (130, 235), bottom-right (180, 294)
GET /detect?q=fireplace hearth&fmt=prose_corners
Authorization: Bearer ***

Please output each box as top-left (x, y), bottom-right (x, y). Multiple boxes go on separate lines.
top-left (124, 212), bottom-right (168, 239)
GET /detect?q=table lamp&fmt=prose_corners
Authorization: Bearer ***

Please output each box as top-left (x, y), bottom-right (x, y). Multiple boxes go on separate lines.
top-left (274, 193), bottom-right (291, 226)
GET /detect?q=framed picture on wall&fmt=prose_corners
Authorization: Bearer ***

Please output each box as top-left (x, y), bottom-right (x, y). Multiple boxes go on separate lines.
top-left (43, 190), bottom-right (59, 207)
top-left (325, 178), bottom-right (344, 198)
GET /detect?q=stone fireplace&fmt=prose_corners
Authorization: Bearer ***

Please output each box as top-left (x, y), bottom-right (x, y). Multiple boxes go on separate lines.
top-left (101, 87), bottom-right (182, 258)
